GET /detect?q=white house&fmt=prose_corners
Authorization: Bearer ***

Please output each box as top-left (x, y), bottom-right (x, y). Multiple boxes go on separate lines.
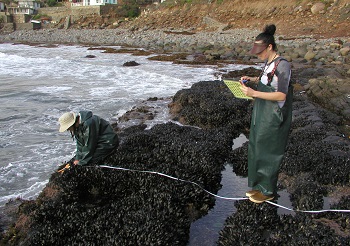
top-left (0, 2), bottom-right (5, 12)
top-left (70, 0), bottom-right (117, 7)
top-left (7, 0), bottom-right (40, 15)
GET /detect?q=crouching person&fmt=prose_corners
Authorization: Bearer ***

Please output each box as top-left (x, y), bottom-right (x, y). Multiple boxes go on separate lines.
top-left (58, 111), bottom-right (119, 172)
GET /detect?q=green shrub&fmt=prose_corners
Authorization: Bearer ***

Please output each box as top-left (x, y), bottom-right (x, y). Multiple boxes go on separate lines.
top-left (126, 5), bottom-right (140, 18)
top-left (32, 14), bottom-right (50, 20)
top-left (47, 0), bottom-right (57, 7)
top-left (32, 14), bottom-right (42, 20)
top-left (116, 4), bottom-right (140, 18)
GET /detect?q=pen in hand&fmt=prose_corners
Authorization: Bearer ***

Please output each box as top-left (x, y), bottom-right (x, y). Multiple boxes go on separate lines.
top-left (241, 79), bottom-right (249, 86)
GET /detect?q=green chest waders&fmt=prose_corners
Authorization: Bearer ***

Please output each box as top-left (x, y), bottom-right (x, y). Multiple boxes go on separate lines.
top-left (248, 80), bottom-right (293, 196)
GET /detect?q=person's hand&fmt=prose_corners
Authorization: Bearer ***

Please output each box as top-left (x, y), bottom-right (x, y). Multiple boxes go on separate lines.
top-left (73, 160), bottom-right (79, 165)
top-left (240, 82), bottom-right (256, 97)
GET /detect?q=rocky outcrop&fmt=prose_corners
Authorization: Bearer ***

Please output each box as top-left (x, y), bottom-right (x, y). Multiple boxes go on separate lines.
top-left (0, 119), bottom-right (234, 245)
top-left (169, 80), bottom-right (251, 132)
top-left (305, 77), bottom-right (350, 121)
top-left (1, 76), bottom-right (350, 244)
top-left (123, 61), bottom-right (140, 66)
top-left (220, 91), bottom-right (350, 245)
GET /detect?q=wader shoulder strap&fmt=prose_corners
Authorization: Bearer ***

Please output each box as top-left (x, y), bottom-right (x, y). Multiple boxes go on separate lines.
top-left (267, 58), bottom-right (286, 86)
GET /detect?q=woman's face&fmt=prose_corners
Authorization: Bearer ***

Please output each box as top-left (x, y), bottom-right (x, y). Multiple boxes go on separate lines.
top-left (256, 44), bottom-right (272, 60)
top-left (67, 126), bottom-right (74, 132)
top-left (67, 118), bottom-right (79, 134)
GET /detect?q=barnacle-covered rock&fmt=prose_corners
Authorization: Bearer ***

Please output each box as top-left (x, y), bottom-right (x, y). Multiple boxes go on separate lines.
top-left (1, 75), bottom-right (350, 245)
top-left (290, 182), bottom-right (327, 211)
top-left (281, 94), bottom-right (350, 186)
top-left (218, 199), bottom-right (349, 245)
top-left (169, 80), bottom-right (252, 135)
top-left (219, 86), bottom-right (350, 245)
top-left (1, 120), bottom-right (233, 245)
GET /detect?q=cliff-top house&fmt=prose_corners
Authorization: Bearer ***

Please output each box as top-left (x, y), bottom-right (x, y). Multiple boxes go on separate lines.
top-left (7, 0), bottom-right (40, 15)
top-left (0, 1), bottom-right (5, 11)
top-left (70, 0), bottom-right (117, 7)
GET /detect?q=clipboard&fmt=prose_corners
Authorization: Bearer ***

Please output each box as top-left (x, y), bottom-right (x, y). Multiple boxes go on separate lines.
top-left (223, 80), bottom-right (253, 100)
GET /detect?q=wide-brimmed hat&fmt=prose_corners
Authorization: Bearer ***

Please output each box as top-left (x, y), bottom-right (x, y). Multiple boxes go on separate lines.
top-left (250, 42), bottom-right (268, 54)
top-left (58, 112), bottom-right (76, 132)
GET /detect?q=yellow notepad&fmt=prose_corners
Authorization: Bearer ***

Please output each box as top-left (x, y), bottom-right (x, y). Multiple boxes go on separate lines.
top-left (223, 80), bottom-right (253, 100)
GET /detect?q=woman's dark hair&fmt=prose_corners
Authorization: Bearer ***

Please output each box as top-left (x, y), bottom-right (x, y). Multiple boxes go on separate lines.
top-left (255, 24), bottom-right (277, 51)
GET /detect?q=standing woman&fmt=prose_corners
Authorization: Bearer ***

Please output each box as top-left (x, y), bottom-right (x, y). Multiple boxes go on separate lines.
top-left (240, 24), bottom-right (293, 203)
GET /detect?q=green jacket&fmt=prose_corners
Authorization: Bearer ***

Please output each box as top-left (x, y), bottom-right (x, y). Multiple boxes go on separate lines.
top-left (74, 111), bottom-right (118, 166)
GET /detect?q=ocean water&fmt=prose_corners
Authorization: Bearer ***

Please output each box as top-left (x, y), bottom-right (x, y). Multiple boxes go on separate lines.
top-left (0, 42), bottom-right (252, 206)
top-left (0, 42), bottom-right (256, 245)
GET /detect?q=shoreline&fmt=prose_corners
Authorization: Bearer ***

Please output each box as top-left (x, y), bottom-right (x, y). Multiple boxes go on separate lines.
top-left (1, 27), bottom-right (348, 134)
top-left (1, 28), bottom-right (349, 77)
top-left (1, 28), bottom-right (349, 127)
top-left (1, 27), bottom-right (348, 52)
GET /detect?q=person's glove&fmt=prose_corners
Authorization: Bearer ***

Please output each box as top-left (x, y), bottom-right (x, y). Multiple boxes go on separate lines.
top-left (57, 164), bottom-right (71, 174)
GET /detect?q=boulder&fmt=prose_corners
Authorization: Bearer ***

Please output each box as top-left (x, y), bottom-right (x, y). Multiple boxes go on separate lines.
top-left (340, 46), bottom-right (350, 56)
top-left (123, 61), bottom-right (140, 66)
top-left (304, 50), bottom-right (316, 60)
top-left (294, 46), bottom-right (308, 57)
top-left (311, 2), bottom-right (326, 14)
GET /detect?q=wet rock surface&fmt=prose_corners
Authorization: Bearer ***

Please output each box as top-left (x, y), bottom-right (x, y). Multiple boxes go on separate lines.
top-left (218, 200), bottom-right (349, 245)
top-left (221, 83), bottom-right (350, 244)
top-left (123, 60), bottom-right (140, 66)
top-left (169, 80), bottom-right (252, 133)
top-left (0, 121), bottom-right (233, 245)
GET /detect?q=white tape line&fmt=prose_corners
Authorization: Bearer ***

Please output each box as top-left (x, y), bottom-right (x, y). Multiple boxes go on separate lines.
top-left (98, 165), bottom-right (248, 201)
top-left (266, 201), bottom-right (350, 213)
top-left (95, 165), bottom-right (350, 213)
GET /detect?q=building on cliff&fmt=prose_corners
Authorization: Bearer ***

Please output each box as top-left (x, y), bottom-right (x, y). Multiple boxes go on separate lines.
top-left (2, 0), bottom-right (40, 24)
top-left (0, 2), bottom-right (5, 12)
top-left (70, 0), bottom-right (117, 7)
top-left (7, 0), bottom-right (40, 15)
